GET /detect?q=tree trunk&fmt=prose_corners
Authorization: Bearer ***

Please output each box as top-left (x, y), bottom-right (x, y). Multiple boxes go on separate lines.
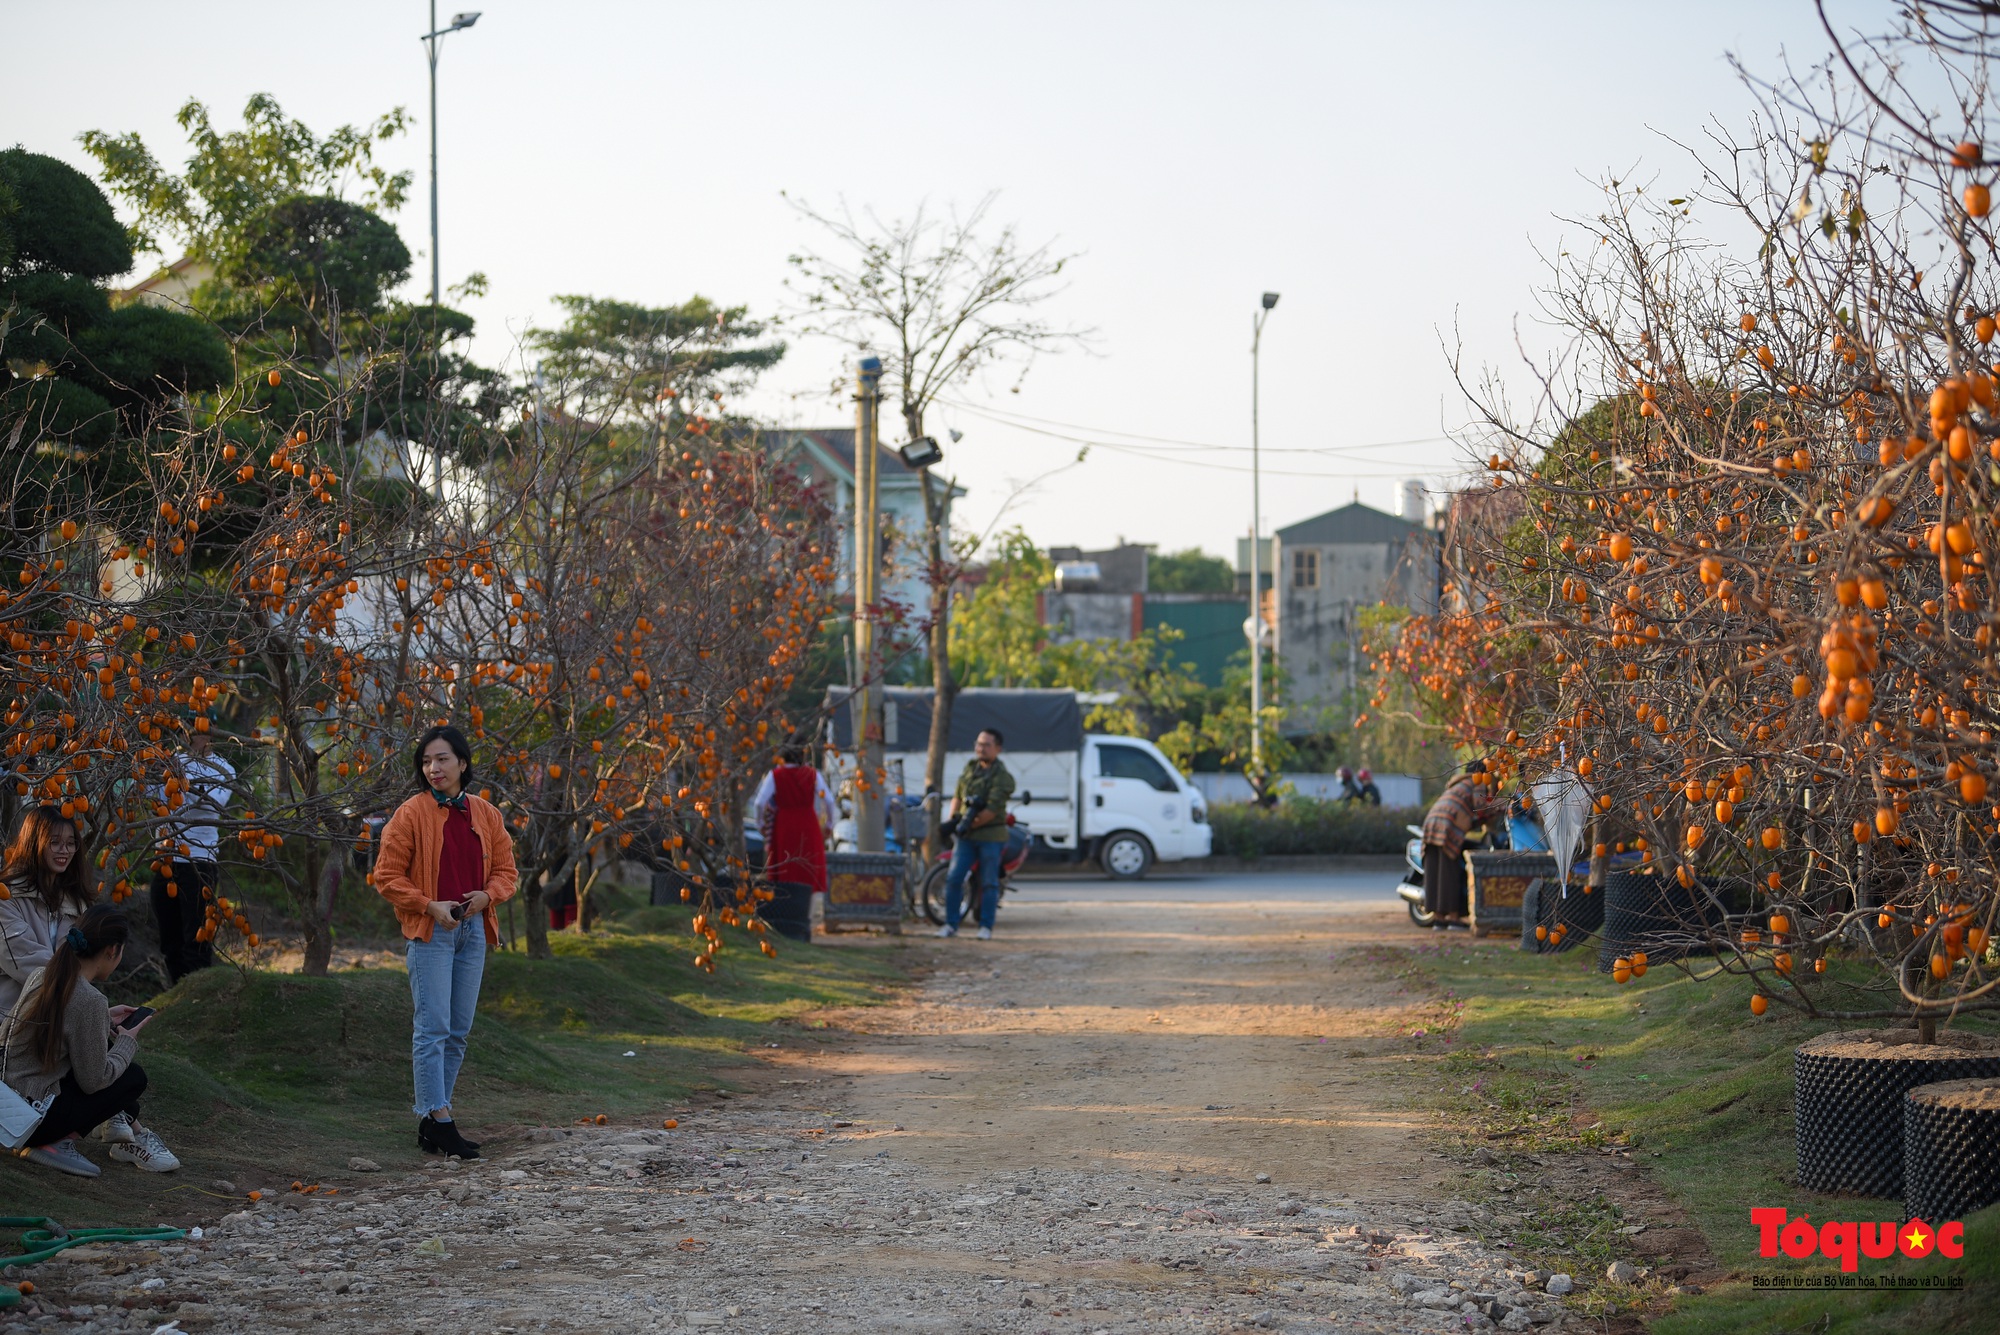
top-left (299, 843), bottom-right (341, 976)
top-left (918, 465), bottom-right (956, 858)
top-left (576, 859), bottom-right (605, 933)
top-left (524, 868), bottom-right (552, 960)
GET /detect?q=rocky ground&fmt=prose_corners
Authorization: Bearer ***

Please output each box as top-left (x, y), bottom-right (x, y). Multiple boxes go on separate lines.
top-left (1, 1123), bottom-right (1578, 1334)
top-left (1, 871), bottom-right (1634, 1334)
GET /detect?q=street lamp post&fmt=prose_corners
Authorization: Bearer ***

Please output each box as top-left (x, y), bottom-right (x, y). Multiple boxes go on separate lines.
top-left (852, 357), bottom-right (885, 853)
top-left (1249, 291), bottom-right (1279, 773)
top-left (420, 5), bottom-right (482, 307)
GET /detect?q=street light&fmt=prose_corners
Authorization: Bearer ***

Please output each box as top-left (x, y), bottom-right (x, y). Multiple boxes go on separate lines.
top-left (1249, 291), bottom-right (1279, 772)
top-left (420, 5), bottom-right (482, 307)
top-left (897, 435), bottom-right (944, 470)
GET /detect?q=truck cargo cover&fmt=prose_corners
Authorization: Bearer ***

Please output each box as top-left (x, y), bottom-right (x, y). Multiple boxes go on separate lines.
top-left (824, 687), bottom-right (1084, 754)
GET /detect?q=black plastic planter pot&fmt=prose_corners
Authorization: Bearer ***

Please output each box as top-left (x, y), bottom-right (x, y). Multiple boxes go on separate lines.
top-left (762, 881), bottom-right (815, 943)
top-left (1596, 870), bottom-right (1742, 972)
top-left (1795, 1030), bottom-right (2000, 1197)
top-left (1520, 877), bottom-right (1602, 953)
top-left (1903, 1078), bottom-right (2000, 1222)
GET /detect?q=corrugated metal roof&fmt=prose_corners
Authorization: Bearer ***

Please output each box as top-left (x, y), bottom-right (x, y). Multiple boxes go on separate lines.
top-left (1276, 501), bottom-right (1423, 546)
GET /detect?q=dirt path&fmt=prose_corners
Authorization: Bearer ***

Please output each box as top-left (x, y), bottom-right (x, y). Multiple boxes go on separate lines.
top-left (3, 878), bottom-right (1598, 1334)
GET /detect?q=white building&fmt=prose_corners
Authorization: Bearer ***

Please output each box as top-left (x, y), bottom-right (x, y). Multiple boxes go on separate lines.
top-left (769, 429), bottom-right (960, 631)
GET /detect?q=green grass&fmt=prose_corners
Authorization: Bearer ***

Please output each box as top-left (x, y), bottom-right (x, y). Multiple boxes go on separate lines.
top-left (0, 903), bottom-right (907, 1231)
top-left (1399, 936), bottom-right (2000, 1331)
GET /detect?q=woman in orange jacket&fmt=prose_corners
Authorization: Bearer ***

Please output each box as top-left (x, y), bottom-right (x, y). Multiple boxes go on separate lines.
top-left (373, 725), bottom-right (518, 1159)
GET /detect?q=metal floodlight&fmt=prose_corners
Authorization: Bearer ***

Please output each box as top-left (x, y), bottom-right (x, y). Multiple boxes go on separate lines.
top-left (897, 435), bottom-right (944, 470)
top-left (451, 11), bottom-right (481, 29)
top-left (947, 428), bottom-right (964, 443)
top-left (1261, 291), bottom-right (1280, 310)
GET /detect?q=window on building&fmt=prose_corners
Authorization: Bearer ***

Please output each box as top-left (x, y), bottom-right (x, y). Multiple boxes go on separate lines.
top-left (1292, 548), bottom-right (1320, 589)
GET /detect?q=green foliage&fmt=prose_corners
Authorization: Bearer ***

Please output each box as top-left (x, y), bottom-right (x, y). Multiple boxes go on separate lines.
top-left (951, 529), bottom-right (1209, 749)
top-left (75, 303), bottom-right (234, 406)
top-left (0, 149), bottom-right (132, 279)
top-left (528, 294), bottom-right (786, 430)
top-left (950, 528), bottom-right (1054, 688)
top-left (77, 97), bottom-right (511, 498)
top-left (1149, 546), bottom-right (1234, 593)
top-left (0, 150), bottom-right (228, 493)
top-left (79, 93), bottom-right (412, 262)
top-left (223, 195), bottom-right (412, 321)
top-left (1207, 796), bottom-right (1418, 857)
top-left (1161, 650), bottom-right (1292, 787)
top-left (0, 375), bottom-right (115, 452)
top-left (1049, 628), bottom-right (1206, 743)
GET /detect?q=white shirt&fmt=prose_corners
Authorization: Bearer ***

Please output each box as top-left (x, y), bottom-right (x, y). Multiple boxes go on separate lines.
top-left (751, 767), bottom-right (836, 829)
top-left (151, 751), bottom-right (237, 862)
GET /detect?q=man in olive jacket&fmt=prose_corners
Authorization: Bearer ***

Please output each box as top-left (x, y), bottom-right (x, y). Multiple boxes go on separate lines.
top-left (938, 728), bottom-right (1015, 940)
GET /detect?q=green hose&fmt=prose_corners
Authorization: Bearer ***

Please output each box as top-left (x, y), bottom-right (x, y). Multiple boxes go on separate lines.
top-left (0, 1216), bottom-right (186, 1309)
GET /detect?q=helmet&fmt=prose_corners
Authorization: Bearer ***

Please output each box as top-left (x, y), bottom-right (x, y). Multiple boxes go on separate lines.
top-left (1357, 768), bottom-right (1372, 782)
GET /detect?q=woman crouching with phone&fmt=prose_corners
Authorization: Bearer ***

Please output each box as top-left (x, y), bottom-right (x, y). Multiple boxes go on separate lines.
top-left (374, 725), bottom-right (517, 1159)
top-left (1, 906), bottom-right (180, 1175)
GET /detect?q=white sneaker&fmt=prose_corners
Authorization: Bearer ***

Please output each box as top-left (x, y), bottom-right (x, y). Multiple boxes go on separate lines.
top-left (935, 925), bottom-right (957, 938)
top-left (26, 1138), bottom-right (101, 1177)
top-left (108, 1122), bottom-right (182, 1173)
top-left (103, 1111), bottom-right (136, 1144)
top-left (976, 927), bottom-right (993, 940)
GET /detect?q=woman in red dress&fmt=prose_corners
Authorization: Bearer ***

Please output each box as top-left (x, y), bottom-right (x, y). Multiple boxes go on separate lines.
top-left (753, 745), bottom-right (832, 893)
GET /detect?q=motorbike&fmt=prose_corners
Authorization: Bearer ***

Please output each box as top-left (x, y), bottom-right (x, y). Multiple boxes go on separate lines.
top-left (918, 814), bottom-right (1032, 925)
top-left (1398, 820), bottom-right (1640, 929)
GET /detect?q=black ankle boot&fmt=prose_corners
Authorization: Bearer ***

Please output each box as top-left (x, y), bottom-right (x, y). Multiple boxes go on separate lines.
top-left (432, 1118), bottom-right (480, 1160)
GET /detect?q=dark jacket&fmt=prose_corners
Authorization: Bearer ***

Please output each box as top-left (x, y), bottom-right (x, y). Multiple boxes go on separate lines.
top-left (953, 759), bottom-right (1016, 843)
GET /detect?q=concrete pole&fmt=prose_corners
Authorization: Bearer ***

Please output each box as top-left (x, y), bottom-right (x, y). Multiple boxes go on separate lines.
top-left (428, 0), bottom-right (441, 308)
top-left (853, 357), bottom-right (885, 852)
top-left (1249, 295), bottom-right (1277, 771)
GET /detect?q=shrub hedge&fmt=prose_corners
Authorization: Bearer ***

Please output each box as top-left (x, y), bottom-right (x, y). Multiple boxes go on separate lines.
top-left (1207, 798), bottom-right (1421, 858)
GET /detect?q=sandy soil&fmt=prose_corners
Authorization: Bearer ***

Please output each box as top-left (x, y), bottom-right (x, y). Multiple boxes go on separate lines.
top-left (1, 885), bottom-right (1606, 1334)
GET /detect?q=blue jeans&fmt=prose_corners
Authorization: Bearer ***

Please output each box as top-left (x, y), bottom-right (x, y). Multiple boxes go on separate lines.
top-left (945, 839), bottom-right (1004, 930)
top-left (407, 919), bottom-right (486, 1116)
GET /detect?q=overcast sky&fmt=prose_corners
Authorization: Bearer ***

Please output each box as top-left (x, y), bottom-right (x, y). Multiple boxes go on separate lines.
top-left (8, 2), bottom-right (1895, 560)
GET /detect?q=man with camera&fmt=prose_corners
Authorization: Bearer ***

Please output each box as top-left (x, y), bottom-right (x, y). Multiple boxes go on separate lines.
top-left (936, 728), bottom-right (1015, 940)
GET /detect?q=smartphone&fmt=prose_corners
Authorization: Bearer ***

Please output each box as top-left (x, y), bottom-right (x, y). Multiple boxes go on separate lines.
top-left (118, 1006), bottom-right (155, 1030)
top-left (450, 901), bottom-right (468, 921)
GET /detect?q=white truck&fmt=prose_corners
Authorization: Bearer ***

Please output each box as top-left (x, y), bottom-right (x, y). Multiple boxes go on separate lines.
top-left (824, 687), bottom-right (1210, 878)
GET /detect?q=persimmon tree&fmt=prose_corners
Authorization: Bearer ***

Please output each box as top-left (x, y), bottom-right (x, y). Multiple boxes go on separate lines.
top-left (1387, 4), bottom-right (2000, 1031)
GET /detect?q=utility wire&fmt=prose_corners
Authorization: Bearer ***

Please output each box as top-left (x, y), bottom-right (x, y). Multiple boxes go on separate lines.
top-left (942, 400), bottom-right (1468, 481)
top-left (939, 397), bottom-right (1454, 458)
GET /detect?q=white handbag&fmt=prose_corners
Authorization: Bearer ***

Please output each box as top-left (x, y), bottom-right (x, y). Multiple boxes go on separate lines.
top-left (0, 1015), bottom-right (54, 1150)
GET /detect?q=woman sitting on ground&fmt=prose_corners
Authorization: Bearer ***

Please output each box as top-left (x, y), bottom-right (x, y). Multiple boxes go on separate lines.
top-left (0, 804), bottom-right (98, 1020)
top-left (1, 905), bottom-right (179, 1176)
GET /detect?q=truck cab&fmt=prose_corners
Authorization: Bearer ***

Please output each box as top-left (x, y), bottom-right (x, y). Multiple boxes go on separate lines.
top-left (1078, 734), bottom-right (1210, 878)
